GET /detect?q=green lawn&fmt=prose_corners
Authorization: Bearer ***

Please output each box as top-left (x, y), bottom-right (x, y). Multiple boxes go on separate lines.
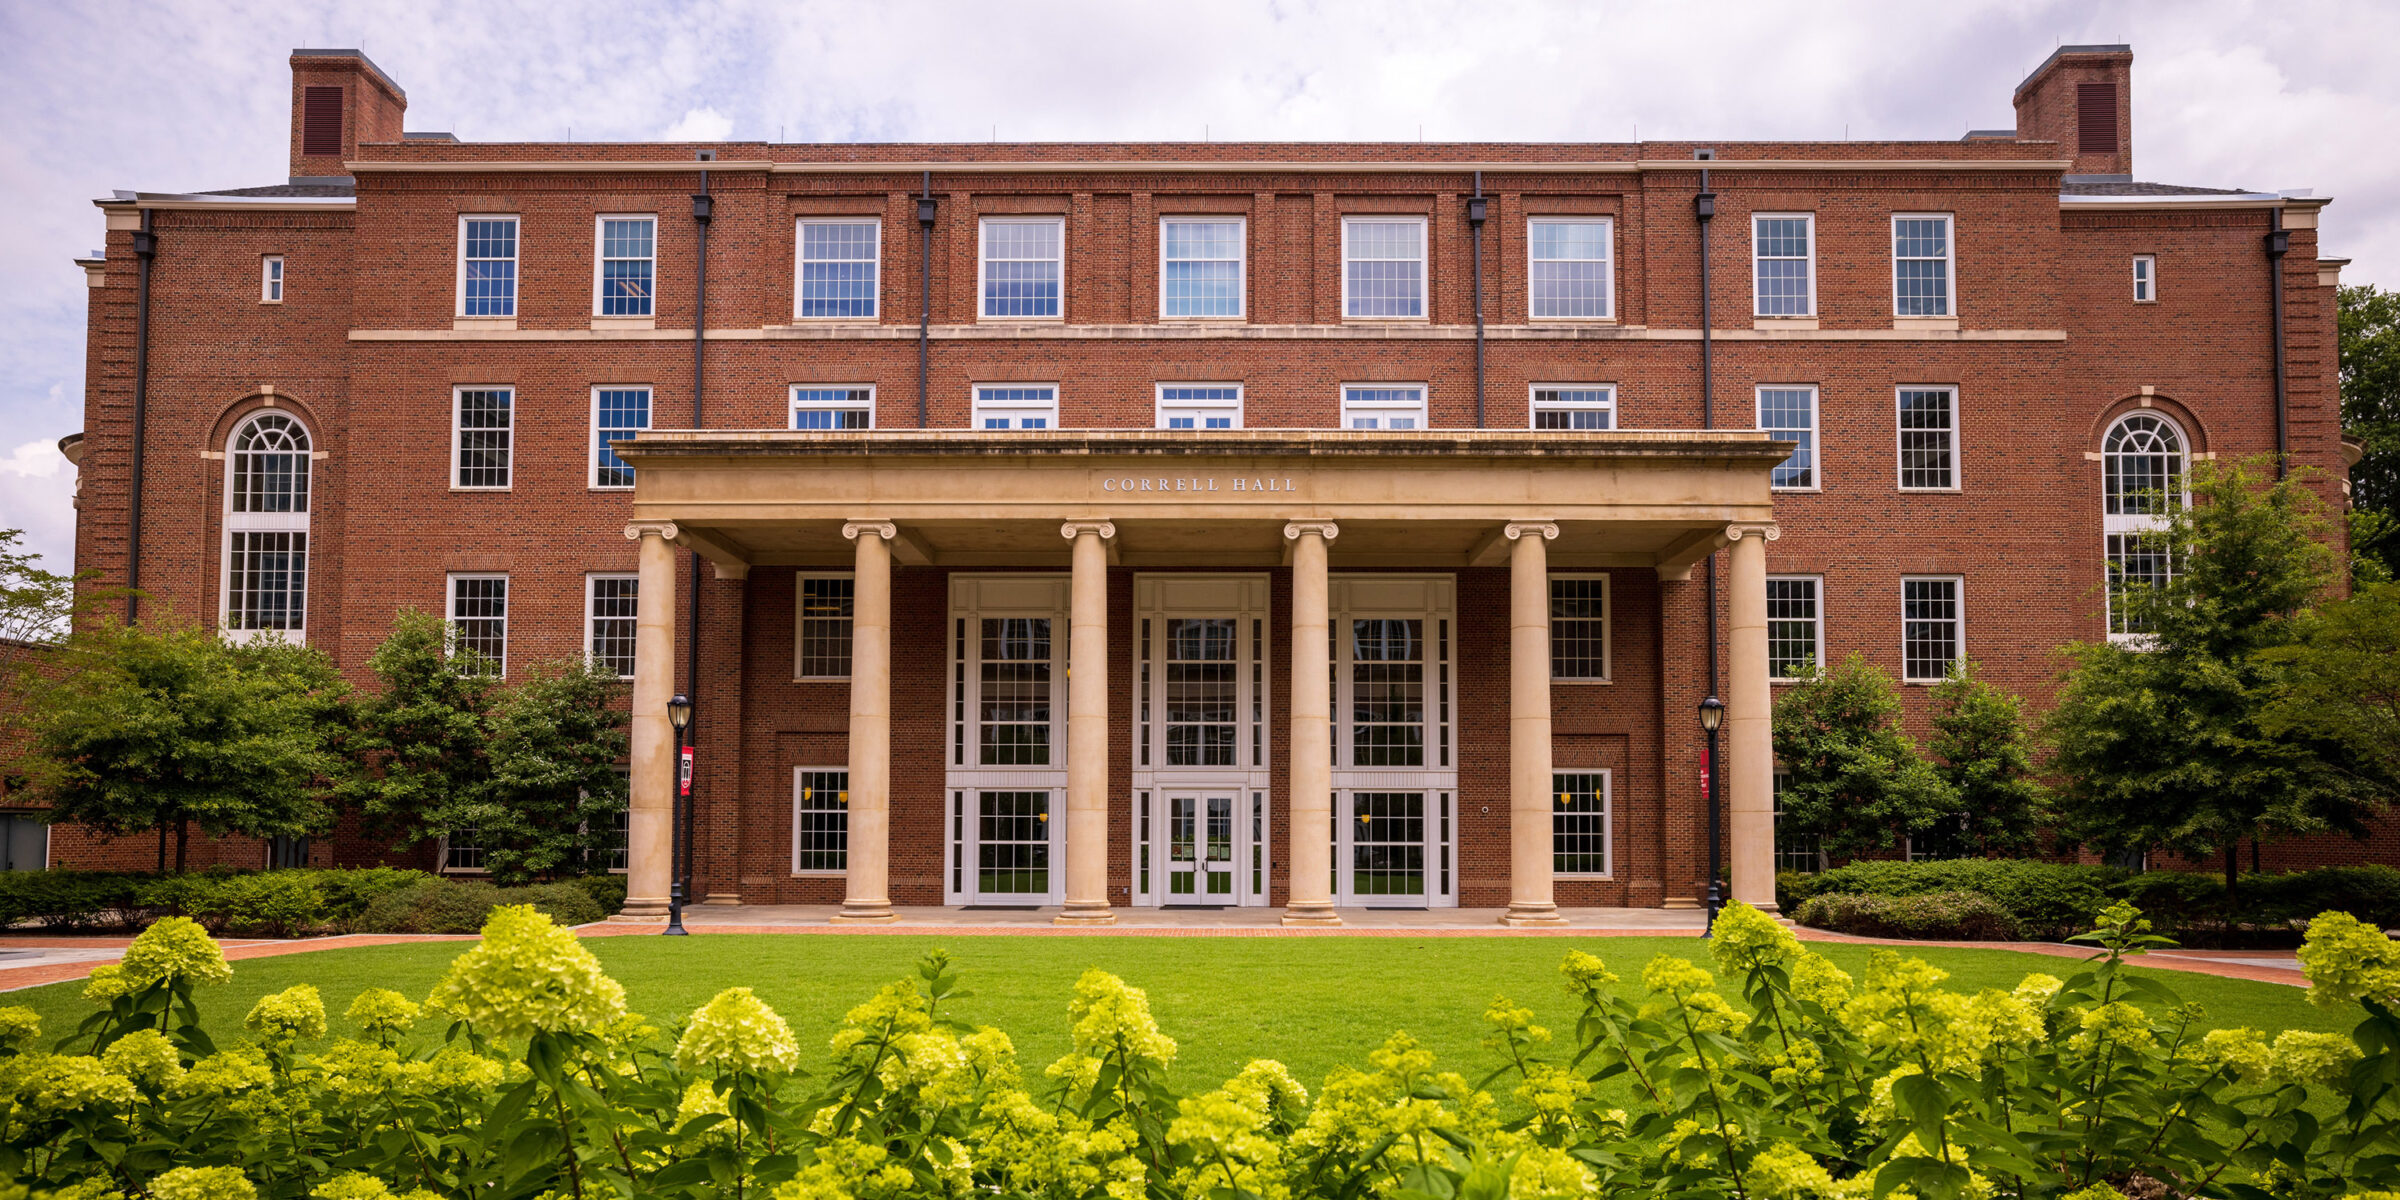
top-left (11, 935), bottom-right (2347, 1097)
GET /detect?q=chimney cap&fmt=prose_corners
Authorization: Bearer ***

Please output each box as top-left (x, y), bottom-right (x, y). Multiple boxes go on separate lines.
top-left (288, 47), bottom-right (406, 101)
top-left (2015, 43), bottom-right (2132, 99)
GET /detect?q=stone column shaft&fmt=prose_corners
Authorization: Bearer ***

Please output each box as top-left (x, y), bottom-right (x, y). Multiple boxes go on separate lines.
top-left (1057, 522), bottom-right (1117, 924)
top-left (1727, 524), bottom-right (1780, 911)
top-left (1504, 522), bottom-right (1567, 925)
top-left (616, 521), bottom-right (678, 921)
top-left (1282, 521), bottom-right (1341, 926)
top-left (833, 522), bottom-right (898, 923)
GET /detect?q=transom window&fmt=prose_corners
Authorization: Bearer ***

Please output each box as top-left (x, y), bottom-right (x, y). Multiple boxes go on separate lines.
top-left (980, 218), bottom-right (1063, 319)
top-left (974, 385), bottom-right (1058, 430)
top-left (1901, 577), bottom-right (1962, 682)
top-left (1892, 214), bottom-right (1954, 317)
top-left (1531, 385), bottom-right (1615, 430)
top-left (1552, 771), bottom-right (1611, 876)
top-left (458, 216), bottom-right (519, 317)
top-left (261, 256), bottom-right (284, 304)
top-left (224, 413), bottom-right (311, 640)
top-left (1528, 218), bottom-right (1613, 320)
top-left (591, 386), bottom-right (650, 489)
top-left (791, 385), bottom-right (873, 429)
top-left (1753, 214), bottom-right (1815, 316)
top-left (2133, 255), bottom-right (2156, 303)
top-left (1342, 384), bottom-right (1426, 430)
top-left (448, 574), bottom-right (508, 676)
top-left (1757, 386), bottom-right (1818, 489)
top-left (1896, 386), bottom-right (1958, 490)
top-left (792, 768), bottom-right (849, 873)
top-left (1157, 384), bottom-right (1241, 429)
top-left (797, 577), bottom-right (855, 678)
top-left (453, 387), bottom-right (513, 489)
top-left (2103, 413), bottom-right (2188, 638)
top-left (1161, 219), bottom-right (1244, 319)
top-left (586, 575), bottom-right (637, 679)
top-left (1343, 217), bottom-right (1426, 319)
top-left (798, 220), bottom-right (880, 319)
top-left (594, 216), bottom-right (655, 317)
top-left (1766, 577), bottom-right (1822, 680)
top-left (1548, 576), bottom-right (1610, 681)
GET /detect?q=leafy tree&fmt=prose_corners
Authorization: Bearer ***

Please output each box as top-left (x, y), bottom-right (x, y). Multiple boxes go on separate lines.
top-left (20, 619), bottom-right (349, 869)
top-left (438, 655), bottom-right (630, 884)
top-left (336, 610), bottom-right (501, 850)
top-left (2341, 283), bottom-right (2400, 576)
top-left (1926, 659), bottom-right (2049, 855)
top-left (0, 530), bottom-right (101, 755)
top-left (1770, 652), bottom-right (1957, 859)
top-left (2259, 580), bottom-right (2400, 801)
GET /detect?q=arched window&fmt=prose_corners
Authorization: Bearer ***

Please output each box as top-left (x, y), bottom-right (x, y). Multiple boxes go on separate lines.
top-left (2101, 412), bottom-right (2186, 637)
top-left (223, 412), bottom-right (311, 640)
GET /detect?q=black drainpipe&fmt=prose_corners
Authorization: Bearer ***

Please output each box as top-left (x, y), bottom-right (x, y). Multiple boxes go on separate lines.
top-left (1469, 172), bottom-right (1489, 428)
top-left (2266, 211), bottom-right (2291, 479)
top-left (126, 209), bottom-right (156, 623)
top-left (918, 172), bottom-right (936, 428)
top-left (681, 170), bottom-right (712, 910)
top-left (1695, 166), bottom-right (1722, 919)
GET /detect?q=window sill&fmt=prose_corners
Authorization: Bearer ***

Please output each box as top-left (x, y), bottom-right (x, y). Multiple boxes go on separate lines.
top-left (1753, 317), bottom-right (1819, 331)
top-left (787, 316), bottom-right (883, 325)
top-left (451, 485), bottom-right (514, 493)
top-left (590, 316), bottom-right (655, 331)
top-left (792, 676), bottom-right (853, 684)
top-left (1526, 316), bottom-right (1617, 325)
top-left (1159, 315), bottom-right (1247, 323)
top-left (453, 317), bottom-right (518, 331)
top-left (1342, 316), bottom-right (1431, 324)
top-left (1769, 486), bottom-right (1822, 495)
top-left (1891, 316), bottom-right (1959, 332)
top-left (1897, 486), bottom-right (1964, 494)
top-left (1555, 874), bottom-right (1615, 882)
top-left (1552, 677), bottom-right (1614, 686)
top-left (978, 315), bottom-right (1065, 325)
top-left (590, 485), bottom-right (634, 493)
top-left (790, 869), bottom-right (847, 878)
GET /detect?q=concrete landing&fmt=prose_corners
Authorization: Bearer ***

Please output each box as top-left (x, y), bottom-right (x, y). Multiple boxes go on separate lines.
top-left (617, 905), bottom-right (1712, 933)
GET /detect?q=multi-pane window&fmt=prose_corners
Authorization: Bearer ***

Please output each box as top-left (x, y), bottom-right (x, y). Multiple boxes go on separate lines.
top-left (1773, 771), bottom-right (1824, 872)
top-left (1342, 385), bottom-right (1426, 430)
top-left (1753, 214), bottom-right (1814, 316)
top-left (443, 829), bottom-right (486, 872)
top-left (797, 577), bottom-right (855, 678)
top-left (1157, 385), bottom-right (1241, 429)
top-left (1892, 215), bottom-right (1954, 317)
top-left (1896, 386), bottom-right (1958, 490)
top-left (1528, 218), bottom-right (1613, 319)
top-left (979, 618), bottom-right (1054, 765)
top-left (449, 574), bottom-right (508, 676)
top-left (261, 256), bottom-right (284, 303)
top-left (459, 216), bottom-right (519, 317)
top-left (1552, 771), bottom-right (1610, 876)
top-left (2132, 255), bottom-right (2156, 303)
top-left (973, 385), bottom-right (1058, 429)
top-left (1164, 619), bottom-right (1238, 766)
top-left (2103, 413), bottom-right (2187, 638)
top-left (1161, 218), bottom-right (1243, 318)
top-left (1549, 576), bottom-right (1610, 681)
top-left (224, 413), bottom-right (311, 639)
top-left (1343, 217), bottom-right (1426, 319)
top-left (591, 387), bottom-right (650, 489)
top-left (598, 805), bottom-right (628, 873)
top-left (792, 385), bottom-right (873, 429)
top-left (1766, 577), bottom-right (1822, 680)
top-left (1758, 386), bottom-right (1818, 489)
top-left (587, 575), bottom-right (637, 679)
top-left (1350, 619), bottom-right (1425, 767)
top-left (594, 216), bottom-right (655, 316)
top-left (798, 220), bottom-right (880, 319)
top-left (980, 218), bottom-right (1063, 319)
top-left (1531, 386), bottom-right (1615, 430)
top-left (453, 387), bottom-right (513, 489)
top-left (793, 768), bottom-right (849, 872)
top-left (1901, 577), bottom-right (1962, 682)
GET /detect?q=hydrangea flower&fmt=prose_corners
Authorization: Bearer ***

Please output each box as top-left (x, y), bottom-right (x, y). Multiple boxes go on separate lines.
top-left (828, 980), bottom-right (932, 1061)
top-left (308, 1039), bottom-right (404, 1105)
top-left (117, 917), bottom-right (234, 990)
top-left (1559, 949), bottom-right (1619, 997)
top-left (150, 1166), bottom-right (256, 1200)
top-left (172, 1044), bottom-right (274, 1102)
top-left (345, 988), bottom-right (421, 1041)
top-left (424, 905), bottom-right (627, 1041)
top-left (2269, 1029), bottom-right (2361, 1085)
top-left (100, 1029), bottom-right (184, 1091)
top-left (2196, 1027), bottom-right (2273, 1081)
top-left (13, 1054), bottom-right (139, 1114)
top-left (676, 986), bottom-right (802, 1075)
top-left (961, 1025), bottom-right (1019, 1087)
top-left (2300, 911), bottom-right (2400, 1010)
top-left (1710, 901), bottom-right (1802, 976)
top-left (0, 1006), bottom-right (39, 1054)
top-left (1479, 994), bottom-right (1550, 1053)
top-left (312, 1174), bottom-right (394, 1200)
top-left (1748, 1141), bottom-right (1839, 1199)
top-left (879, 1031), bottom-right (972, 1105)
top-left (245, 984), bottom-right (328, 1044)
top-left (2068, 1001), bottom-right (2155, 1057)
top-left (1066, 969), bottom-right (1177, 1069)
top-left (82, 963), bottom-right (133, 1004)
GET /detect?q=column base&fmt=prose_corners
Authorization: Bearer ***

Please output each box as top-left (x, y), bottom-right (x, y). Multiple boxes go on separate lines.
top-left (1279, 903), bottom-right (1343, 927)
top-left (829, 901), bottom-right (898, 924)
top-left (1053, 903), bottom-right (1118, 926)
top-left (1500, 904), bottom-right (1569, 927)
top-left (614, 897), bottom-right (671, 922)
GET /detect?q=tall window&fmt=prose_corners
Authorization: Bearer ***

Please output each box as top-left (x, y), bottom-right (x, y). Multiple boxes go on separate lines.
top-left (1773, 771), bottom-right (1824, 872)
top-left (1161, 218), bottom-right (1244, 318)
top-left (1896, 386), bottom-right (1958, 490)
top-left (449, 574), bottom-right (508, 676)
top-left (594, 216), bottom-right (655, 316)
top-left (1164, 618), bottom-right (1238, 766)
top-left (591, 387), bottom-right (650, 489)
top-left (453, 387), bottom-right (513, 489)
top-left (458, 216), bottom-right (519, 317)
top-left (797, 577), bottom-right (855, 678)
top-left (1765, 577), bottom-right (1821, 680)
top-left (792, 385), bottom-right (873, 429)
top-left (793, 768), bottom-right (849, 872)
top-left (1901, 577), bottom-right (1962, 682)
top-left (1552, 771), bottom-right (1610, 876)
top-left (223, 413), bottom-right (311, 640)
top-left (1531, 386), bottom-right (1615, 430)
top-left (980, 618), bottom-right (1054, 765)
top-left (261, 256), bottom-right (284, 303)
top-left (980, 218), bottom-right (1063, 319)
top-left (2103, 413), bottom-right (2187, 638)
top-left (1343, 217), bottom-right (1426, 319)
top-left (798, 220), bottom-right (880, 319)
top-left (587, 575), bottom-right (637, 678)
top-left (1892, 215), bottom-right (1954, 317)
top-left (1549, 576), bottom-right (1610, 681)
top-left (973, 385), bottom-right (1058, 429)
top-left (1752, 214), bottom-right (1814, 316)
top-left (2132, 255), bottom-right (2156, 303)
top-left (1157, 385), bottom-right (1241, 429)
top-left (1757, 386), bottom-right (1818, 489)
top-left (1350, 619), bottom-right (1425, 766)
top-left (1342, 385), bottom-right (1426, 430)
top-left (1528, 218), bottom-right (1613, 319)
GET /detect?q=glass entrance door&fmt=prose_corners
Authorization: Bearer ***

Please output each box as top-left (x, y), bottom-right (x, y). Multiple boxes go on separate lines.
top-left (975, 790), bottom-right (1052, 899)
top-left (1163, 792), bottom-right (1236, 902)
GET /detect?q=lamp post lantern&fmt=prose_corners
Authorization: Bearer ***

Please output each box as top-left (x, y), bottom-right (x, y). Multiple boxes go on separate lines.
top-left (664, 693), bottom-right (694, 936)
top-left (1698, 696), bottom-right (1725, 937)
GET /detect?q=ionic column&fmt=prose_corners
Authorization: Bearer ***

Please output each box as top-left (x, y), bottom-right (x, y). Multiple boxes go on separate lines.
top-left (1282, 520), bottom-right (1342, 926)
top-left (616, 520), bottom-right (679, 921)
top-left (1727, 523), bottom-right (1781, 912)
top-left (1056, 521), bottom-right (1117, 925)
top-left (832, 521), bottom-right (899, 923)
top-left (1503, 521), bottom-right (1568, 926)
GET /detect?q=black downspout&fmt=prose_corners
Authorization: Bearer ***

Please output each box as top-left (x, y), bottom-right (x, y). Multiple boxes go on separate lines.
top-left (676, 173), bottom-right (712, 930)
top-left (1469, 172), bottom-right (1489, 428)
top-left (126, 210), bottom-right (156, 624)
top-left (918, 173), bottom-right (936, 428)
top-left (2267, 212), bottom-right (2291, 479)
top-left (1696, 169), bottom-right (1723, 931)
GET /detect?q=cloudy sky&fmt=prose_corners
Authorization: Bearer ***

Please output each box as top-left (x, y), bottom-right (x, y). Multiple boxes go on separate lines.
top-left (2, 0), bottom-right (2394, 574)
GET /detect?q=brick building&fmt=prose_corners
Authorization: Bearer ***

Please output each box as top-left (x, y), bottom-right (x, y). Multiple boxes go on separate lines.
top-left (47, 45), bottom-right (2354, 919)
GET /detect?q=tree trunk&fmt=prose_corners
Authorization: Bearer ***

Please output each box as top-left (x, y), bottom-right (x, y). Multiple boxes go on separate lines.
top-left (2225, 840), bottom-right (2239, 901)
top-left (174, 812), bottom-right (189, 873)
top-left (155, 824), bottom-right (166, 872)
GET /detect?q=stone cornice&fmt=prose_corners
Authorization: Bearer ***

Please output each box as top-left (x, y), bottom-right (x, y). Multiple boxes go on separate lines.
top-left (617, 428), bottom-right (1796, 465)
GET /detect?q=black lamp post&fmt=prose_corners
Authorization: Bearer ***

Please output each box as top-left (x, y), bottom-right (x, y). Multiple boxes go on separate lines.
top-left (1698, 696), bottom-right (1725, 937)
top-left (664, 693), bottom-right (693, 936)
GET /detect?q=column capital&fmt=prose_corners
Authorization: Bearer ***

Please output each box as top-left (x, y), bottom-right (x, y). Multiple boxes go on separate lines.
top-left (623, 519), bottom-right (679, 543)
top-left (1503, 521), bottom-right (1559, 542)
top-left (842, 520), bottom-right (898, 542)
top-left (1282, 520), bottom-right (1340, 542)
top-left (1726, 522), bottom-right (1781, 542)
top-left (1059, 520), bottom-right (1117, 540)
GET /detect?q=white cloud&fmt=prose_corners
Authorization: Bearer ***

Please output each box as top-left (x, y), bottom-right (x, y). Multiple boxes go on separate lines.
top-left (659, 106), bottom-right (734, 142)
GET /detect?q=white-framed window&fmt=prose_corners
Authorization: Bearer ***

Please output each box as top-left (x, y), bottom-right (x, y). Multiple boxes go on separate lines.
top-left (1766, 576), bottom-right (1822, 681)
top-left (1160, 217), bottom-right (1244, 319)
top-left (1891, 214), bottom-right (1954, 317)
top-left (797, 576), bottom-right (855, 679)
top-left (1757, 386), bottom-right (1818, 490)
top-left (2132, 255), bottom-right (2156, 303)
top-left (973, 384), bottom-right (1058, 430)
top-left (261, 256), bottom-right (284, 303)
top-left (1528, 217), bottom-right (1613, 320)
top-left (1549, 575), bottom-right (1610, 682)
top-left (1752, 214), bottom-right (1814, 316)
top-left (980, 217), bottom-right (1064, 320)
top-left (1342, 384), bottom-right (1426, 430)
top-left (452, 386), bottom-right (513, 489)
top-left (1900, 576), bottom-right (1962, 682)
top-left (1552, 771), bottom-right (1611, 877)
top-left (1896, 386), bottom-right (1959, 491)
top-left (1343, 216), bottom-right (1427, 319)
top-left (793, 768), bottom-right (850, 873)
top-left (2103, 412), bottom-right (2188, 639)
top-left (1530, 385), bottom-right (1615, 430)
top-left (1156, 384), bottom-right (1242, 429)
top-left (596, 802), bottom-right (629, 874)
top-left (593, 215), bottom-right (656, 317)
top-left (1773, 770), bottom-right (1824, 873)
top-left (458, 215), bottom-right (519, 317)
top-left (448, 573), bottom-right (508, 676)
top-left (797, 219), bottom-right (881, 319)
top-left (222, 412), bottom-right (311, 642)
top-left (441, 829), bottom-right (486, 873)
top-left (587, 574), bottom-right (637, 679)
top-left (791, 385), bottom-right (874, 429)
top-left (591, 386), bottom-right (650, 489)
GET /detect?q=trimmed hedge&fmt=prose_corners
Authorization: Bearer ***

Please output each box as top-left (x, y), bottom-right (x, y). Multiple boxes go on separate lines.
top-left (0, 867), bottom-right (615, 935)
top-left (1780, 859), bottom-right (2119, 940)
top-left (350, 879), bottom-right (604, 933)
top-left (1787, 859), bottom-right (2400, 944)
top-left (0, 871), bottom-right (153, 932)
top-left (1791, 889), bottom-right (2025, 941)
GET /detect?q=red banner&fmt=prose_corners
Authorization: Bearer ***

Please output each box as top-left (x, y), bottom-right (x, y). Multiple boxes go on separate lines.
top-left (678, 747), bottom-right (694, 798)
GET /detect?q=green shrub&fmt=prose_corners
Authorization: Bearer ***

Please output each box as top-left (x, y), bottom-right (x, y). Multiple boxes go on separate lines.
top-left (144, 872), bottom-right (324, 938)
top-left (499, 882), bottom-right (603, 928)
top-left (352, 878), bottom-right (602, 933)
top-left (558, 873), bottom-right (626, 916)
top-left (305, 867), bottom-right (431, 922)
top-left (2112, 869), bottom-right (2234, 935)
top-left (1793, 889), bottom-right (2025, 940)
top-left (0, 870), bottom-right (155, 931)
top-left (2249, 865), bottom-right (2400, 929)
top-left (1790, 858), bottom-right (2118, 939)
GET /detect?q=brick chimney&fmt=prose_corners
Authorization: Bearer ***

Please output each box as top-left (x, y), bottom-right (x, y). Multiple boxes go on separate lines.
top-left (2013, 44), bottom-right (2133, 178)
top-left (288, 48), bottom-right (407, 183)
